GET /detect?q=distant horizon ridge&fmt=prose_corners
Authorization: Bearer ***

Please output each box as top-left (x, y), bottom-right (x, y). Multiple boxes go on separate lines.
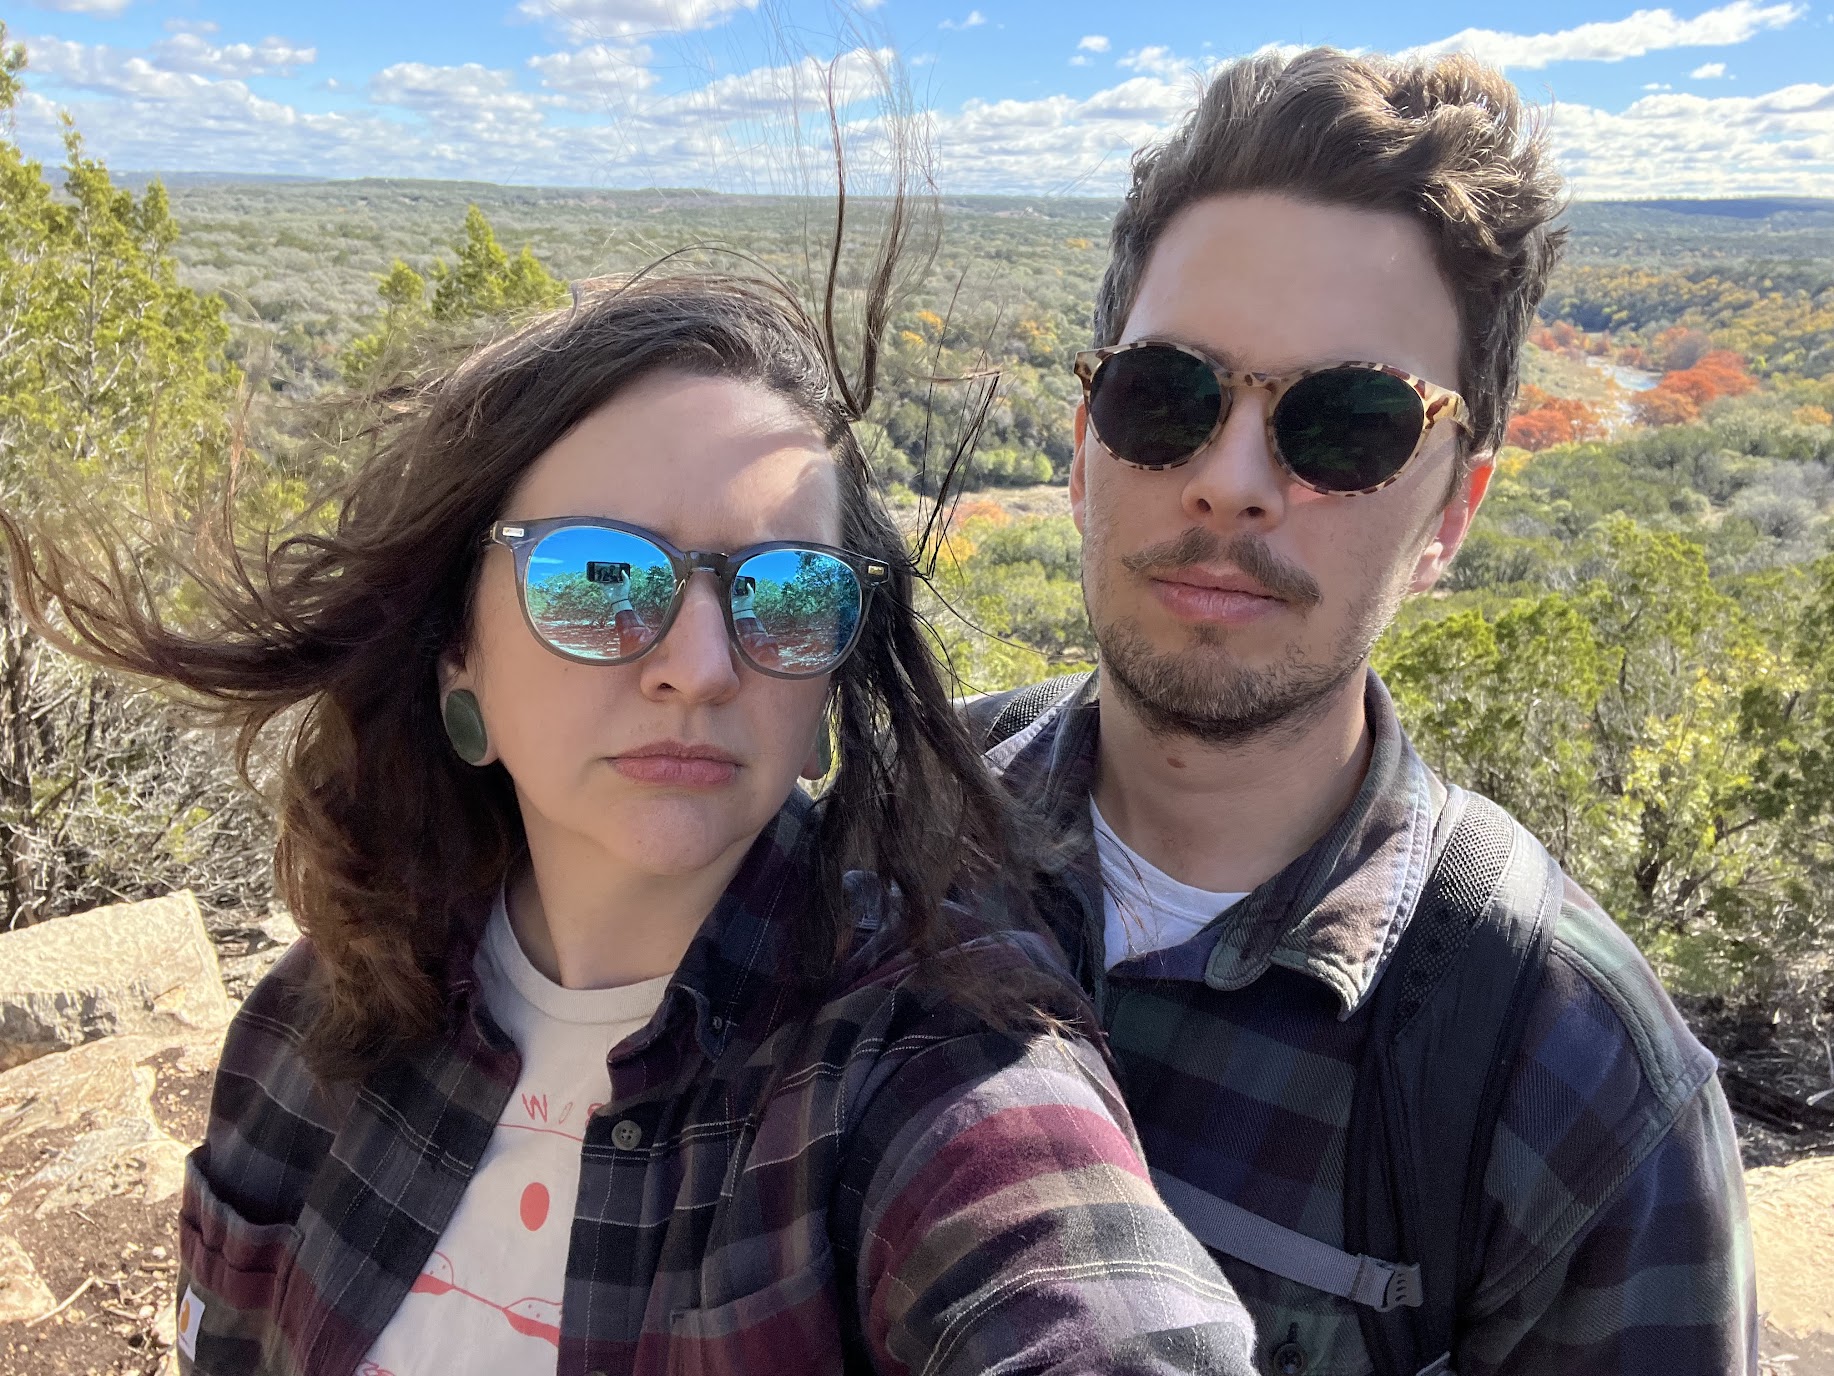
top-left (107, 172), bottom-right (1834, 213)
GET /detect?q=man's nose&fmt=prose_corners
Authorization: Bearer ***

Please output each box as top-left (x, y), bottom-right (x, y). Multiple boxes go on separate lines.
top-left (638, 574), bottom-right (741, 703)
top-left (1176, 388), bottom-right (1289, 530)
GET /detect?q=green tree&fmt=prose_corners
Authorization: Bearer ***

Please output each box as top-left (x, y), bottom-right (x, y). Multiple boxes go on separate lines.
top-left (430, 205), bottom-right (565, 322)
top-left (342, 206), bottom-right (565, 386)
top-left (0, 28), bottom-right (265, 927)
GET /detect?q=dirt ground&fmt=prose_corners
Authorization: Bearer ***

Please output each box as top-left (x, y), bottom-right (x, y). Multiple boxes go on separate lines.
top-left (0, 1046), bottom-right (210, 1376)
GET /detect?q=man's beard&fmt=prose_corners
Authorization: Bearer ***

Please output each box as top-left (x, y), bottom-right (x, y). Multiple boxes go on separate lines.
top-left (1089, 526), bottom-right (1401, 746)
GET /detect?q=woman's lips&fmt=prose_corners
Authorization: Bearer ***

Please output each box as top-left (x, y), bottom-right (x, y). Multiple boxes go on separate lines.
top-left (610, 743), bottom-right (740, 787)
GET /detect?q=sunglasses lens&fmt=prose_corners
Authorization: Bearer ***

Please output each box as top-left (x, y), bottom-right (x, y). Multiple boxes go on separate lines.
top-left (1273, 368), bottom-right (1426, 493)
top-left (731, 548), bottom-right (863, 676)
top-left (524, 526), bottom-right (676, 662)
top-left (1089, 346), bottom-right (1223, 468)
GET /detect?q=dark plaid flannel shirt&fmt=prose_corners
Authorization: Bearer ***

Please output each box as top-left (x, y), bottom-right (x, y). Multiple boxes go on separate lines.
top-left (174, 790), bottom-right (1258, 1376)
top-left (985, 670), bottom-right (1758, 1376)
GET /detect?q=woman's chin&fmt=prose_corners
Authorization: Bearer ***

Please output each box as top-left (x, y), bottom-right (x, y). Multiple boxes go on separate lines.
top-left (595, 805), bottom-right (772, 878)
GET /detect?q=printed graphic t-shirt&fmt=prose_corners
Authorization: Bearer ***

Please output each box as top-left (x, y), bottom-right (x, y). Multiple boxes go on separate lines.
top-left (359, 894), bottom-right (672, 1375)
top-left (1092, 799), bottom-right (1247, 970)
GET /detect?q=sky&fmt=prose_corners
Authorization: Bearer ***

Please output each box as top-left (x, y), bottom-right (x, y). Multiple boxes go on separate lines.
top-left (5, 0), bottom-right (1833, 198)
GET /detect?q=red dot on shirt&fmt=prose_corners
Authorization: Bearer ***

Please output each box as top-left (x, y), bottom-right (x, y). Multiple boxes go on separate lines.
top-left (519, 1181), bottom-right (550, 1231)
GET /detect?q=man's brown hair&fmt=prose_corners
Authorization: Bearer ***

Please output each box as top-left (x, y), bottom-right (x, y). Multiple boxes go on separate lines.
top-left (1095, 47), bottom-right (1567, 463)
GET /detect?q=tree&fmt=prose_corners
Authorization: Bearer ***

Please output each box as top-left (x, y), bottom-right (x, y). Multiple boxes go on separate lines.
top-left (341, 205), bottom-right (566, 385)
top-left (0, 28), bottom-right (267, 927)
top-left (430, 205), bottom-right (565, 322)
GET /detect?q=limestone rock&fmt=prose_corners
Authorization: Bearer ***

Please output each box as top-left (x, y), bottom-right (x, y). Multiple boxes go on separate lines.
top-left (0, 1029), bottom-right (221, 1215)
top-left (0, 891), bottom-right (232, 1072)
top-left (0, 1232), bottom-right (53, 1323)
top-left (0, 1025), bottom-right (220, 1347)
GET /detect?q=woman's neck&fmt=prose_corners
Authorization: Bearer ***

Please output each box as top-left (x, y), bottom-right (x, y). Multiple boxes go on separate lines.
top-left (506, 821), bottom-right (755, 990)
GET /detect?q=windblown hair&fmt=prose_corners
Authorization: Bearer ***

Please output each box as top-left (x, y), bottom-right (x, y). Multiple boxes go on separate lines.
top-left (1095, 47), bottom-right (1568, 464)
top-left (5, 258), bottom-right (1041, 1079)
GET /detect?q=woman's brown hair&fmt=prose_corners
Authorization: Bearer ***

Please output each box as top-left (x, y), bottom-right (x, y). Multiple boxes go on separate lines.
top-left (4, 225), bottom-right (1039, 1077)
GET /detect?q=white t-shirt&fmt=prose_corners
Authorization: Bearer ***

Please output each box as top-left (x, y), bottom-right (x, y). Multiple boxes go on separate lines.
top-left (1092, 800), bottom-right (1248, 970)
top-left (359, 894), bottom-right (672, 1376)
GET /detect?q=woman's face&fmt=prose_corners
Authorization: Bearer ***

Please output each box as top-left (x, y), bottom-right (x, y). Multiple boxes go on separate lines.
top-left (452, 371), bottom-right (841, 880)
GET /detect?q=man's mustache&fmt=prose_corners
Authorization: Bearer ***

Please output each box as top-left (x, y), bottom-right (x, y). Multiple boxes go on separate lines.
top-left (1118, 528), bottom-right (1322, 609)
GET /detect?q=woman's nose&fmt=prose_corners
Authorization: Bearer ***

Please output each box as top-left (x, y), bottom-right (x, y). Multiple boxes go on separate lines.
top-left (638, 574), bottom-right (741, 703)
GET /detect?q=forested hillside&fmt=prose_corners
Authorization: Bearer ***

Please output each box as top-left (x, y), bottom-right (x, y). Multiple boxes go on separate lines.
top-left (4, 26), bottom-right (1833, 1119)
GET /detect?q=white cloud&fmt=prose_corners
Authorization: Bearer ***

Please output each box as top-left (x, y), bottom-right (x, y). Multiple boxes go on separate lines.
top-left (1408, 0), bottom-right (1806, 70)
top-left (527, 42), bottom-right (657, 105)
top-left (366, 61), bottom-right (549, 141)
top-left (162, 19), bottom-right (218, 35)
top-left (152, 34), bottom-right (317, 79)
top-left (1544, 82), bottom-right (1834, 196)
top-left (648, 47), bottom-right (890, 123)
top-left (939, 10), bottom-right (986, 31)
top-left (1069, 55), bottom-right (1091, 67)
top-left (1644, 80), bottom-right (1674, 88)
top-left (11, 22), bottom-right (1832, 200)
top-left (1117, 46), bottom-right (1199, 78)
top-left (27, 0), bottom-right (133, 15)
top-left (515, 0), bottom-right (757, 41)
top-left (1690, 60), bottom-right (1728, 76)
top-left (1077, 35), bottom-right (1110, 53)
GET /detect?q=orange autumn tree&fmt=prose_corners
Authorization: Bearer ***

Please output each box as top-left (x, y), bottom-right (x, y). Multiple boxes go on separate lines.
top-left (1631, 349), bottom-right (1757, 427)
top-left (1506, 386), bottom-right (1608, 451)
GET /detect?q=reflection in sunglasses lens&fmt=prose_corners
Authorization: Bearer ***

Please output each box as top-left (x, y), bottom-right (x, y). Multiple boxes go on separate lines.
top-left (1274, 369), bottom-right (1424, 493)
top-left (1093, 346), bottom-right (1223, 468)
top-left (525, 527), bottom-right (675, 662)
top-left (732, 549), bottom-right (862, 676)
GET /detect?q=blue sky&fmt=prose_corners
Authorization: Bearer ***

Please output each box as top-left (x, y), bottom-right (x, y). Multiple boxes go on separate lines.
top-left (7, 0), bottom-right (1833, 196)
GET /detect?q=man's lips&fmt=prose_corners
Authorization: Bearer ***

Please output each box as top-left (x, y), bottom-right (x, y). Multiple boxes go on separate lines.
top-left (1148, 567), bottom-right (1287, 624)
top-left (610, 741), bottom-right (740, 786)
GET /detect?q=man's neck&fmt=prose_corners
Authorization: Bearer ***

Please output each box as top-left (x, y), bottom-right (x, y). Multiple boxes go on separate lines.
top-left (1091, 667), bottom-right (1374, 894)
top-left (507, 819), bottom-right (754, 990)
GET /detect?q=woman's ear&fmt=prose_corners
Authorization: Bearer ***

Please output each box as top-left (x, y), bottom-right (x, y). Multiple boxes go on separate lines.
top-left (438, 654), bottom-right (497, 767)
top-left (799, 708), bottom-right (834, 781)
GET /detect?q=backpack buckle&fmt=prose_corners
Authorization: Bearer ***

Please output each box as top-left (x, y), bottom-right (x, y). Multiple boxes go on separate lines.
top-left (1351, 1255), bottom-right (1423, 1311)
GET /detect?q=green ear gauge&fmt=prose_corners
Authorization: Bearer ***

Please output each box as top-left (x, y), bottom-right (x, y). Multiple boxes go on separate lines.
top-left (442, 689), bottom-right (491, 765)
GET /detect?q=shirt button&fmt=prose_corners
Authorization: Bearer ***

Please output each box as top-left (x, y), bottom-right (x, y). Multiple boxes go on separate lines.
top-left (1271, 1340), bottom-right (1307, 1375)
top-left (610, 1119), bottom-right (643, 1150)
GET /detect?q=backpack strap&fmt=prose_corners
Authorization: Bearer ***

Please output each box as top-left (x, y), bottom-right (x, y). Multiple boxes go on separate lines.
top-left (1149, 1169), bottom-right (1422, 1313)
top-left (963, 672), bottom-right (1093, 754)
top-left (1344, 789), bottom-right (1563, 1376)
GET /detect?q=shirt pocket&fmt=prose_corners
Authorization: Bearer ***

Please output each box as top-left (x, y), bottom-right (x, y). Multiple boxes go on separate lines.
top-left (665, 1245), bottom-right (845, 1376)
top-left (177, 1148), bottom-right (300, 1374)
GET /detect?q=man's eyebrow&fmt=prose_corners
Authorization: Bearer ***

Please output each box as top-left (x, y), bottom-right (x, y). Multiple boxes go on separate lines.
top-left (1126, 334), bottom-right (1324, 375)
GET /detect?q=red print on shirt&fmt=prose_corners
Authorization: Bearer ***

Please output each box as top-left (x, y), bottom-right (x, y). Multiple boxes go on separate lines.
top-left (409, 1251), bottom-right (563, 1347)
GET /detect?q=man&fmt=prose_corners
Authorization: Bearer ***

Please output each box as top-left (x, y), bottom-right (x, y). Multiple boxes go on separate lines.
top-left (973, 48), bottom-right (1756, 1376)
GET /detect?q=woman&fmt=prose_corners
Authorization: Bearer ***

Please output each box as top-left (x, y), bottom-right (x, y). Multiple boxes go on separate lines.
top-left (8, 266), bottom-right (1254, 1375)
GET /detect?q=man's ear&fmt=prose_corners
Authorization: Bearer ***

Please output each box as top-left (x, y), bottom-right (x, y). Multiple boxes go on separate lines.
top-left (1069, 402), bottom-right (1090, 535)
top-left (1409, 458), bottom-right (1494, 595)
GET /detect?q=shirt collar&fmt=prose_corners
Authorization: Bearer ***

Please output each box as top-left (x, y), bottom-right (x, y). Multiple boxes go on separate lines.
top-left (993, 668), bottom-right (1444, 1018)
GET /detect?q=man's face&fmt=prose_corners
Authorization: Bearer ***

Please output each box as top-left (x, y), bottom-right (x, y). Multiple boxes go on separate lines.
top-left (1071, 192), bottom-right (1486, 743)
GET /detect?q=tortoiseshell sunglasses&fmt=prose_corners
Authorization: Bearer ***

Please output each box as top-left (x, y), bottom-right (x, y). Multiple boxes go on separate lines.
top-left (1074, 341), bottom-right (1470, 496)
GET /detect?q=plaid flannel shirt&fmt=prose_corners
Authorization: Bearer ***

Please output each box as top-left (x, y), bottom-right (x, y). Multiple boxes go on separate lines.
top-left (174, 790), bottom-right (1257, 1376)
top-left (985, 670), bottom-right (1757, 1376)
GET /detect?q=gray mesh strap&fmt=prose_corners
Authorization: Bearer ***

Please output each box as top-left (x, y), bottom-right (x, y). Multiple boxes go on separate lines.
top-left (1151, 1169), bottom-right (1423, 1313)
